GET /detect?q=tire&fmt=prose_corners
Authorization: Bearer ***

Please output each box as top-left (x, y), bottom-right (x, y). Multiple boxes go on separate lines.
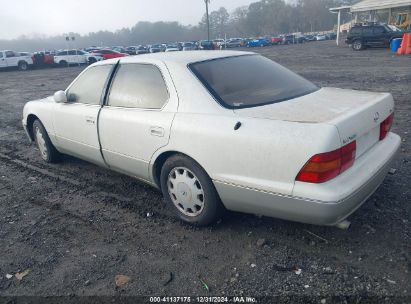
top-left (88, 57), bottom-right (97, 65)
top-left (160, 154), bottom-right (225, 226)
top-left (18, 61), bottom-right (28, 71)
top-left (59, 60), bottom-right (68, 67)
top-left (32, 120), bottom-right (61, 163)
top-left (352, 40), bottom-right (363, 51)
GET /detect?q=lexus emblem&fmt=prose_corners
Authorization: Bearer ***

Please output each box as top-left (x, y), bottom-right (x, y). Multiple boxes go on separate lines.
top-left (374, 112), bottom-right (380, 122)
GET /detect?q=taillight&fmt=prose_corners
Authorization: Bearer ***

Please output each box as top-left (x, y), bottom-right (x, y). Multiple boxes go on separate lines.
top-left (296, 141), bottom-right (357, 184)
top-left (380, 113), bottom-right (394, 140)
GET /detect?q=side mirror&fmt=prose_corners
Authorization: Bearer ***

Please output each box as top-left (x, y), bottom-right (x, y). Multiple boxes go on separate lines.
top-left (53, 90), bottom-right (67, 103)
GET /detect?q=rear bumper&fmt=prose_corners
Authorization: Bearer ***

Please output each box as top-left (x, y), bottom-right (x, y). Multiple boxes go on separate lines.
top-left (214, 133), bottom-right (401, 226)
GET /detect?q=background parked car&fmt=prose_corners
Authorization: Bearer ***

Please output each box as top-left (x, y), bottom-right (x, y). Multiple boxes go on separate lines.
top-left (271, 37), bottom-right (283, 45)
top-left (213, 39), bottom-right (225, 49)
top-left (346, 23), bottom-right (404, 51)
top-left (316, 34), bottom-right (327, 41)
top-left (182, 42), bottom-right (196, 51)
top-left (149, 44), bottom-right (162, 53)
top-left (54, 50), bottom-right (103, 66)
top-left (165, 44), bottom-right (180, 52)
top-left (247, 38), bottom-right (270, 47)
top-left (199, 40), bottom-right (215, 50)
top-left (282, 35), bottom-right (295, 44)
top-left (223, 38), bottom-right (243, 48)
top-left (32, 52), bottom-right (54, 67)
top-left (90, 49), bottom-right (128, 60)
top-left (305, 35), bottom-right (316, 42)
top-left (0, 50), bottom-right (33, 71)
top-left (133, 46), bottom-right (149, 55)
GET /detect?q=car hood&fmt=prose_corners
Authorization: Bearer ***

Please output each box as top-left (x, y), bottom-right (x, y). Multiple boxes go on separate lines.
top-left (234, 87), bottom-right (390, 123)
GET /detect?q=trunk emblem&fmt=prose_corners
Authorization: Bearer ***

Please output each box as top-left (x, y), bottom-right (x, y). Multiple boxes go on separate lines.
top-left (374, 112), bottom-right (380, 122)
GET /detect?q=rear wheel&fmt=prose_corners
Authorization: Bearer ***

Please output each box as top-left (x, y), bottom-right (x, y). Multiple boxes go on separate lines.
top-left (18, 61), bottom-right (28, 71)
top-left (160, 154), bottom-right (225, 226)
top-left (32, 120), bottom-right (61, 163)
top-left (352, 40), bottom-right (364, 51)
top-left (88, 57), bottom-right (97, 64)
top-left (59, 60), bottom-right (68, 67)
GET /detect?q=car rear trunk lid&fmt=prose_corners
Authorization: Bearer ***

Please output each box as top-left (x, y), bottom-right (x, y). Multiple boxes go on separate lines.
top-left (234, 87), bottom-right (395, 158)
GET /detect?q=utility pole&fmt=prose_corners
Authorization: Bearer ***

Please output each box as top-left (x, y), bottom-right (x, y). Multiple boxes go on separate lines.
top-left (204, 0), bottom-right (210, 41)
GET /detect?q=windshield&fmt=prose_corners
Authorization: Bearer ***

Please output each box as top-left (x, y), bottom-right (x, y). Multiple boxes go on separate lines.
top-left (386, 24), bottom-right (403, 32)
top-left (189, 54), bottom-right (318, 109)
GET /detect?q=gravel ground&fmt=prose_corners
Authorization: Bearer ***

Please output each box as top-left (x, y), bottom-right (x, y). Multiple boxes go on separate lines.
top-left (0, 41), bottom-right (410, 303)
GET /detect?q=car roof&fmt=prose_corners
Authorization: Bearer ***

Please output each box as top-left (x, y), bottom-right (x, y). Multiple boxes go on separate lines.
top-left (99, 50), bottom-right (255, 66)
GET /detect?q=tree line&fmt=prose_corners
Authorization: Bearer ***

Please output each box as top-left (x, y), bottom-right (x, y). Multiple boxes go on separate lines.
top-left (0, 0), bottom-right (359, 51)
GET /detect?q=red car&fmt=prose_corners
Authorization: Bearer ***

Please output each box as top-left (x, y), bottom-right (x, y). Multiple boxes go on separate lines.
top-left (271, 37), bottom-right (283, 45)
top-left (90, 49), bottom-right (128, 60)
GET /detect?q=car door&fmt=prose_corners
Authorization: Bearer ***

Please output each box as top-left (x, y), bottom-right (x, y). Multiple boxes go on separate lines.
top-left (373, 26), bottom-right (389, 46)
top-left (5, 51), bottom-right (18, 67)
top-left (0, 52), bottom-right (6, 68)
top-left (98, 62), bottom-right (178, 182)
top-left (53, 64), bottom-right (114, 165)
top-left (362, 27), bottom-right (374, 46)
top-left (68, 50), bottom-right (78, 64)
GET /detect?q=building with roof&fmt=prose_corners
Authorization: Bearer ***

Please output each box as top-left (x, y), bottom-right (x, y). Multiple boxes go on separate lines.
top-left (330, 0), bottom-right (411, 45)
top-left (351, 0), bottom-right (411, 30)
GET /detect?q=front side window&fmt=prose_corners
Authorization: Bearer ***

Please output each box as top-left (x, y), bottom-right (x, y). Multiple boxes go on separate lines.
top-left (0, 52), bottom-right (3, 58)
top-left (189, 55), bottom-right (318, 109)
top-left (373, 27), bottom-right (385, 34)
top-left (66, 65), bottom-right (112, 104)
top-left (108, 64), bottom-right (169, 109)
top-left (57, 51), bottom-right (68, 56)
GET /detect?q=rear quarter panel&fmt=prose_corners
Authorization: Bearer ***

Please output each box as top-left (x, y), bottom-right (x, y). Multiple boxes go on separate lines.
top-left (154, 113), bottom-right (341, 196)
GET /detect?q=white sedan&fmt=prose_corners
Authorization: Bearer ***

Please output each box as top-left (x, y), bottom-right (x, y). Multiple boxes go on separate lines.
top-left (53, 50), bottom-right (103, 66)
top-left (22, 51), bottom-right (401, 227)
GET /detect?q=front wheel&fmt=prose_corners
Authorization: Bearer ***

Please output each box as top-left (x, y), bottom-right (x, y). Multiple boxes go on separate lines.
top-left (160, 155), bottom-right (225, 226)
top-left (352, 40), bottom-right (364, 51)
top-left (32, 120), bottom-right (61, 163)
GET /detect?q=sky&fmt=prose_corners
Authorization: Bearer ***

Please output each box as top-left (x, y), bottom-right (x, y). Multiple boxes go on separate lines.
top-left (0, 0), bottom-right (258, 40)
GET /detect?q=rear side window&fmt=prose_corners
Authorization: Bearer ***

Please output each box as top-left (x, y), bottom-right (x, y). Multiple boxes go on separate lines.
top-left (189, 55), bottom-right (318, 109)
top-left (66, 65), bottom-right (112, 104)
top-left (108, 64), bottom-right (169, 109)
top-left (363, 27), bottom-right (373, 35)
top-left (350, 27), bottom-right (362, 35)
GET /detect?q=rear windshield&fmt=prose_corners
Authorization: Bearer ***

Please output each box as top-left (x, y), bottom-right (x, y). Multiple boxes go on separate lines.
top-left (189, 55), bottom-right (318, 109)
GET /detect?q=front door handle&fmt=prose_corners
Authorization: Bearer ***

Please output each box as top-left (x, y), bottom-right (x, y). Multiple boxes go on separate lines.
top-left (150, 126), bottom-right (164, 137)
top-left (85, 116), bottom-right (95, 124)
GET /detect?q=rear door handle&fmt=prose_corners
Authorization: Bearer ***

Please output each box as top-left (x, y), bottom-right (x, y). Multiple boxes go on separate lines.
top-left (150, 126), bottom-right (164, 137)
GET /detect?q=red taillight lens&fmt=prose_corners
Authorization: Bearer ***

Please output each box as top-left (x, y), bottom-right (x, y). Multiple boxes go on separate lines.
top-left (296, 141), bottom-right (357, 184)
top-left (380, 113), bottom-right (394, 140)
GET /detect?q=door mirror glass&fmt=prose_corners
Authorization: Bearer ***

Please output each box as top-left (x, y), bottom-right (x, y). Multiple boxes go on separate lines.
top-left (53, 90), bottom-right (67, 103)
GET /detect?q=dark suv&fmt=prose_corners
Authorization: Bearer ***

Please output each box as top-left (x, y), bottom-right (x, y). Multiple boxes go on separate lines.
top-left (346, 23), bottom-right (403, 50)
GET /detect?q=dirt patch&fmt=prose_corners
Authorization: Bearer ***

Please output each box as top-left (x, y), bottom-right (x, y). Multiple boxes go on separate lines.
top-left (0, 42), bottom-right (410, 300)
